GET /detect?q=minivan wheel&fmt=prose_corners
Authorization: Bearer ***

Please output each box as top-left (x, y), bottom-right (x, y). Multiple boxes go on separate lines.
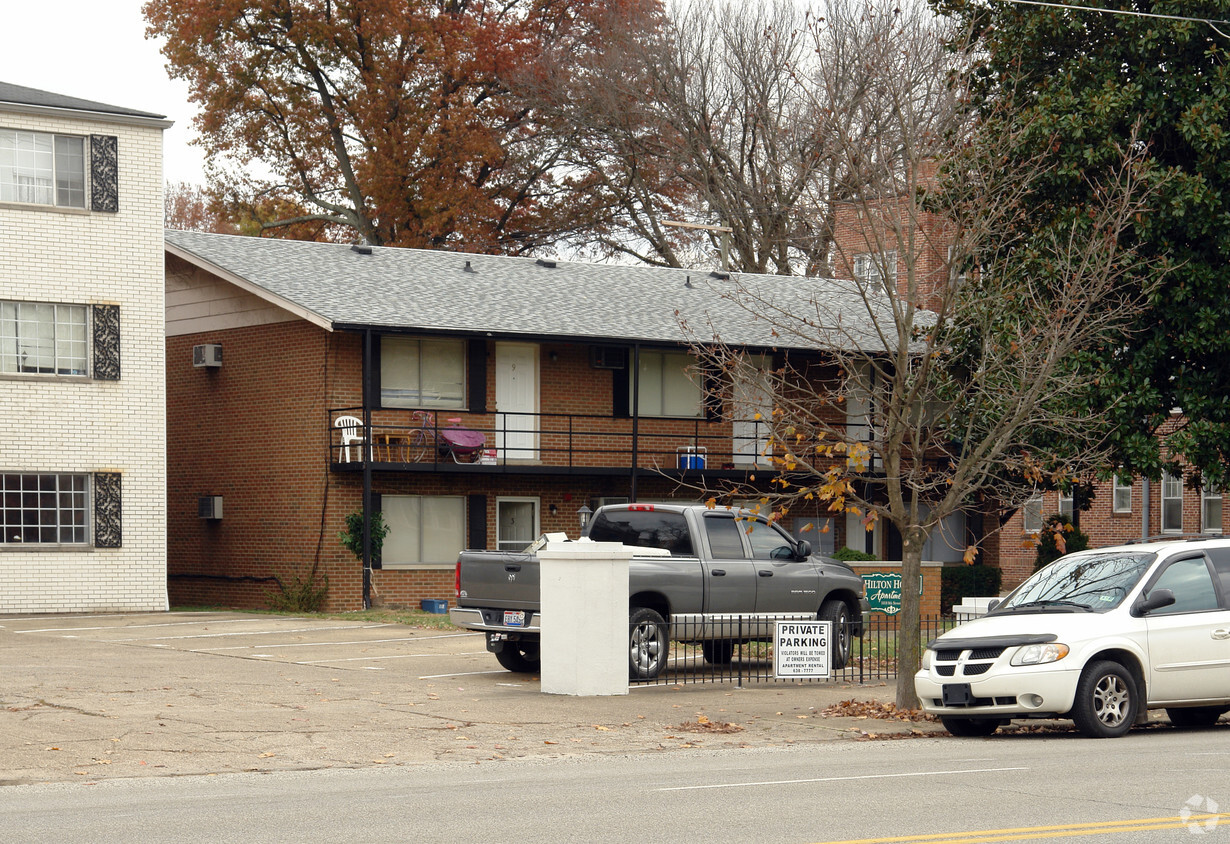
top-left (629, 607), bottom-right (669, 681)
top-left (1071, 660), bottom-right (1138, 738)
top-left (1166, 706), bottom-right (1227, 728)
top-left (941, 716), bottom-right (1003, 737)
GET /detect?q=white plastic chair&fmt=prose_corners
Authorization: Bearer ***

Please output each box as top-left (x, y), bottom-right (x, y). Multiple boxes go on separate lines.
top-left (334, 415), bottom-right (366, 462)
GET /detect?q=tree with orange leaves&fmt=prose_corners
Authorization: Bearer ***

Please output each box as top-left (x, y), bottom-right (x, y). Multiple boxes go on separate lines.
top-left (145, 0), bottom-right (664, 251)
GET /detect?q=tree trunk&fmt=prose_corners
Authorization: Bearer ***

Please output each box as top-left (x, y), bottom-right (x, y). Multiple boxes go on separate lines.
top-left (896, 524), bottom-right (926, 710)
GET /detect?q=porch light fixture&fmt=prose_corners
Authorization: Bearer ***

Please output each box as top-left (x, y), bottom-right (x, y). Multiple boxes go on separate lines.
top-left (577, 504), bottom-right (592, 531)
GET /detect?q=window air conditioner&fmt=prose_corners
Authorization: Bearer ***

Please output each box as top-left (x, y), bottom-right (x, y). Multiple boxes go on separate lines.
top-left (193, 344), bottom-right (223, 368)
top-left (198, 496), bottom-right (224, 520)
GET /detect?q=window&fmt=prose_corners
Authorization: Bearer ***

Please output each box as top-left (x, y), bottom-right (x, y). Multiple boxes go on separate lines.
top-left (1148, 557), bottom-right (1219, 615)
top-left (587, 509), bottom-right (695, 556)
top-left (853, 251), bottom-right (897, 291)
top-left (1023, 495), bottom-right (1043, 534)
top-left (745, 520), bottom-right (797, 560)
top-left (1203, 483), bottom-right (1222, 534)
top-left (0, 130), bottom-right (85, 208)
top-left (946, 245), bottom-right (967, 284)
top-left (1162, 471), bottom-right (1183, 533)
top-left (1058, 490), bottom-right (1074, 520)
top-left (635, 350), bottom-right (701, 418)
top-left (1, 473), bottom-right (88, 544)
top-left (1, 301), bottom-right (87, 375)
top-left (704, 516), bottom-right (746, 560)
top-left (381, 337), bottom-right (465, 409)
top-left (496, 498), bottom-right (538, 552)
top-left (381, 495), bottom-right (465, 564)
top-left (1112, 475), bottom-right (1132, 514)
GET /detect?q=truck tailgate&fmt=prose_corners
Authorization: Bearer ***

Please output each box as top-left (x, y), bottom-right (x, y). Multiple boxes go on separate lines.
top-left (456, 549), bottom-right (540, 610)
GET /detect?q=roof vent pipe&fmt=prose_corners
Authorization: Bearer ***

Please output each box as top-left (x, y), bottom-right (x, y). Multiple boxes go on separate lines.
top-left (350, 243), bottom-right (372, 255)
top-left (463, 260), bottom-right (476, 273)
top-left (536, 258), bottom-right (557, 269)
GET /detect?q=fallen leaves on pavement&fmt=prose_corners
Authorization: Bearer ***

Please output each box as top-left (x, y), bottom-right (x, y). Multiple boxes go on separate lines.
top-left (676, 714), bottom-right (744, 734)
top-left (821, 699), bottom-right (938, 722)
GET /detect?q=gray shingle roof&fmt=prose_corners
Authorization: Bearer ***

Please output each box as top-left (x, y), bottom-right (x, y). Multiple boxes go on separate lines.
top-left (0, 81), bottom-right (166, 120)
top-left (164, 229), bottom-right (895, 352)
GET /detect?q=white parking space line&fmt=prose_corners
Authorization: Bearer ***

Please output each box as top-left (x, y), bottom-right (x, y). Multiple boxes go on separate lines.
top-left (107, 624), bottom-right (389, 642)
top-left (200, 631), bottom-right (483, 652)
top-left (12, 617), bottom-right (281, 634)
top-left (417, 670), bottom-right (512, 679)
top-left (295, 651), bottom-right (490, 664)
top-left (656, 766), bottom-right (1028, 792)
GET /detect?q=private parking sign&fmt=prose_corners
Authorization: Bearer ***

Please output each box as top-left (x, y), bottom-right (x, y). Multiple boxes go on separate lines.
top-left (773, 620), bottom-right (831, 679)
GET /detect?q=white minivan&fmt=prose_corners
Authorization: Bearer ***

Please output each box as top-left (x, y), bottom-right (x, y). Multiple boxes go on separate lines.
top-left (915, 538), bottom-right (1230, 738)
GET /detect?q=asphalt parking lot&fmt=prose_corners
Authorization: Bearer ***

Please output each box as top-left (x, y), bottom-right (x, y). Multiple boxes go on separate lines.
top-left (0, 611), bottom-right (927, 785)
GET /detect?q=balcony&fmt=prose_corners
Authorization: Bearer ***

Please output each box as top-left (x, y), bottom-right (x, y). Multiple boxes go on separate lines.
top-left (328, 407), bottom-right (776, 478)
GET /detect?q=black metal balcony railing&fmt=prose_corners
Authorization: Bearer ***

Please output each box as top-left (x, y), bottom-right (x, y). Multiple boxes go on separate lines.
top-left (328, 407), bottom-right (779, 473)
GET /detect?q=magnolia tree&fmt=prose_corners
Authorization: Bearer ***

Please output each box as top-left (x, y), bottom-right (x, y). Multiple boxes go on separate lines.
top-left (679, 1), bottom-right (1165, 708)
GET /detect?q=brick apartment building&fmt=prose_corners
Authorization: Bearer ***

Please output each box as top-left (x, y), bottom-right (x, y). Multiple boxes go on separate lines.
top-left (828, 177), bottom-right (1228, 590)
top-left (1, 82), bottom-right (169, 612)
top-left (166, 230), bottom-right (940, 610)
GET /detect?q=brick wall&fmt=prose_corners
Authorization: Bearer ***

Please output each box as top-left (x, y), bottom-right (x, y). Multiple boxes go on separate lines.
top-left (1, 105), bottom-right (167, 612)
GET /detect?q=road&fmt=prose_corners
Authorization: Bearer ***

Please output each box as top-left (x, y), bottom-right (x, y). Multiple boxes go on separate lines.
top-left (3, 728), bottom-right (1229, 843)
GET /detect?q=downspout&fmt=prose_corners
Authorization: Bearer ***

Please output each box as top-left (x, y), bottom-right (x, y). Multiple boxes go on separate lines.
top-left (362, 328), bottom-right (373, 610)
top-left (630, 343), bottom-right (641, 503)
top-left (1141, 477), bottom-right (1150, 540)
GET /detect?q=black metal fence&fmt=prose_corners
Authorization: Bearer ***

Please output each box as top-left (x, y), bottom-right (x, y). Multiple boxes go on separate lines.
top-left (637, 614), bottom-right (958, 686)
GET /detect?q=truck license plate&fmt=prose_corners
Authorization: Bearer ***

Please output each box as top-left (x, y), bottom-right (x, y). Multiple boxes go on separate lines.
top-left (503, 610), bottom-right (526, 628)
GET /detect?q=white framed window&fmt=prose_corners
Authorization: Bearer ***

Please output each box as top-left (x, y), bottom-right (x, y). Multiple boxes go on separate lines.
top-left (497, 497), bottom-right (539, 552)
top-left (380, 336), bottom-right (465, 409)
top-left (0, 129), bottom-right (86, 208)
top-left (1058, 490), bottom-right (1074, 520)
top-left (1112, 474), bottom-right (1132, 513)
top-left (381, 495), bottom-right (465, 565)
top-left (1162, 471), bottom-right (1183, 533)
top-left (1, 301), bottom-right (87, 376)
top-left (1022, 495), bottom-right (1043, 534)
top-left (1202, 483), bottom-right (1222, 534)
top-left (1, 473), bottom-right (88, 544)
top-left (853, 251), bottom-right (897, 291)
top-left (635, 350), bottom-right (702, 418)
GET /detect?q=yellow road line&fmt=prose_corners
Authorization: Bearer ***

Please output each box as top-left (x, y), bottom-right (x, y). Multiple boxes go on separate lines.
top-left (811, 814), bottom-right (1230, 844)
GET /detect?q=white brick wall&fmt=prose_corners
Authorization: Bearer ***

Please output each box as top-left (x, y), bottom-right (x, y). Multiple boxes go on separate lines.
top-left (0, 105), bottom-right (168, 612)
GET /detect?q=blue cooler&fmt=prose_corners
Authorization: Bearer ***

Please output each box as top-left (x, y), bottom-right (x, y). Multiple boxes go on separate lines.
top-left (677, 446), bottom-right (707, 469)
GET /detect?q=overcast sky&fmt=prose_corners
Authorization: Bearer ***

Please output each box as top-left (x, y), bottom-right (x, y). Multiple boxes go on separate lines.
top-left (2, 1), bottom-right (205, 184)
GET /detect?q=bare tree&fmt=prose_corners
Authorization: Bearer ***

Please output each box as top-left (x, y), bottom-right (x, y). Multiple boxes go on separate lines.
top-left (679, 1), bottom-right (1165, 709)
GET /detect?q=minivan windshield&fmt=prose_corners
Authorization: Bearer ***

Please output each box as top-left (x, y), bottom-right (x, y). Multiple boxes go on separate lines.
top-left (993, 551), bottom-right (1155, 614)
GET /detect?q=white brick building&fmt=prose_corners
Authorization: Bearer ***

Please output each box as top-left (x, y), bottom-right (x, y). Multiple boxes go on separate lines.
top-left (1, 82), bottom-right (169, 612)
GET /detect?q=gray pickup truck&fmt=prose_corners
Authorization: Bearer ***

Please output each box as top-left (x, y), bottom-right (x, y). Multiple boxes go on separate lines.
top-left (450, 503), bottom-right (870, 679)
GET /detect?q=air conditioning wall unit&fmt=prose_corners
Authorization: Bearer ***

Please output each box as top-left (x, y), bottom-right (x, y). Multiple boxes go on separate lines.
top-left (198, 496), bottom-right (224, 520)
top-left (193, 344), bottom-right (223, 368)
top-left (589, 346), bottom-right (627, 370)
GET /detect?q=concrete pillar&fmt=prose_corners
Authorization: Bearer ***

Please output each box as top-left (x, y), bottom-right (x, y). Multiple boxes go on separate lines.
top-left (538, 540), bottom-right (633, 696)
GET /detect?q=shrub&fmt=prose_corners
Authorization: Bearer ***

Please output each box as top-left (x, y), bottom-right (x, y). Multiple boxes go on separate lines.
top-left (338, 510), bottom-right (390, 564)
top-left (834, 546), bottom-right (878, 562)
top-left (266, 569), bottom-right (329, 612)
top-left (1033, 513), bottom-right (1090, 571)
top-left (940, 565), bottom-right (1003, 615)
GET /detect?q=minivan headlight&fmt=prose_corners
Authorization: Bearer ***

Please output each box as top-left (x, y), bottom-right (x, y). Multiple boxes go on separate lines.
top-left (921, 649), bottom-right (933, 670)
top-left (1011, 643), bottom-right (1070, 666)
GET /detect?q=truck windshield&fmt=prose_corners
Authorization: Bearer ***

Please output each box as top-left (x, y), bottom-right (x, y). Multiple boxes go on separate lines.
top-left (994, 551), bottom-right (1155, 614)
top-left (586, 510), bottom-right (695, 556)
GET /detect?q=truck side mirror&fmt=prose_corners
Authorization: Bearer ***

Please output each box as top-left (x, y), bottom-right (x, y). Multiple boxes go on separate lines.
top-left (1132, 588), bottom-right (1175, 616)
top-left (795, 539), bottom-right (812, 560)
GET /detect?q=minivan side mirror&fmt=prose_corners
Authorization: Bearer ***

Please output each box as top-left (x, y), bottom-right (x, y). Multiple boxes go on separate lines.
top-left (796, 539), bottom-right (812, 560)
top-left (987, 599), bottom-right (1000, 613)
top-left (1133, 588), bottom-right (1175, 616)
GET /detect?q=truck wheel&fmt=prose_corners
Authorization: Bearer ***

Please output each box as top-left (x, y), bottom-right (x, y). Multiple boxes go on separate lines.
top-left (1071, 660), bottom-right (1137, 738)
top-left (493, 641), bottom-right (541, 673)
top-left (702, 640), bottom-right (734, 665)
top-left (629, 607), bottom-right (669, 680)
top-left (819, 599), bottom-right (851, 670)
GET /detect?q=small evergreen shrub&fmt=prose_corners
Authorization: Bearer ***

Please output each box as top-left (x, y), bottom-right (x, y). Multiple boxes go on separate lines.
top-left (940, 565), bottom-right (1003, 615)
top-left (266, 569), bottom-right (329, 612)
top-left (1033, 513), bottom-right (1090, 571)
top-left (834, 546), bottom-right (878, 562)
